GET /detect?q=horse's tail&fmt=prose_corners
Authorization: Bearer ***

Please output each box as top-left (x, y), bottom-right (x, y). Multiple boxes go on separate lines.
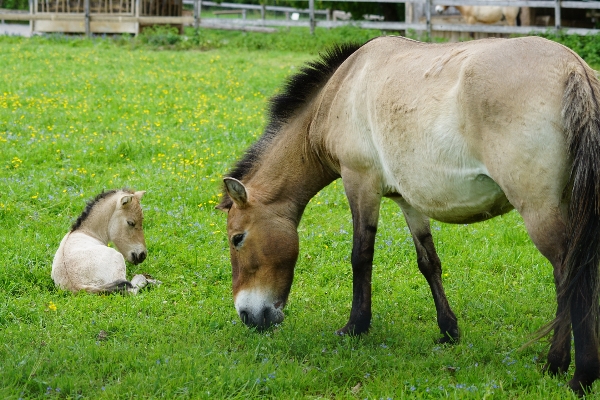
top-left (81, 279), bottom-right (133, 294)
top-left (553, 64), bottom-right (600, 341)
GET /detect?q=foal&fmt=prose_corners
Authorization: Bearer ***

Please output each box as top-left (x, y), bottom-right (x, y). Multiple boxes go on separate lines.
top-left (52, 189), bottom-right (153, 294)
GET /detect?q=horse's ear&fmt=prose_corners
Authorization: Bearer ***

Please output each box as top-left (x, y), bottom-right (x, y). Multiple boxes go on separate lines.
top-left (223, 177), bottom-right (248, 208)
top-left (120, 194), bottom-right (134, 207)
top-left (134, 190), bottom-right (146, 199)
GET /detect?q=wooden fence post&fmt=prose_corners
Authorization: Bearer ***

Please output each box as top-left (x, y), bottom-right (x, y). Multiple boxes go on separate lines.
top-left (135, 0), bottom-right (140, 35)
top-left (554, 0), bottom-right (561, 31)
top-left (309, 0), bottom-right (315, 34)
top-left (194, 0), bottom-right (201, 29)
top-left (28, 0), bottom-right (33, 34)
top-left (425, 0), bottom-right (431, 40)
top-left (84, 0), bottom-right (90, 37)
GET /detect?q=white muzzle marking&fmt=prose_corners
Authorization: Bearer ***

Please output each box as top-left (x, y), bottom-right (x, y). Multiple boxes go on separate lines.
top-left (235, 288), bottom-right (285, 327)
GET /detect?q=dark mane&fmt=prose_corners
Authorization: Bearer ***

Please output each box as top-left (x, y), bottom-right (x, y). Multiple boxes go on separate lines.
top-left (71, 189), bottom-right (132, 231)
top-left (222, 42), bottom-right (362, 199)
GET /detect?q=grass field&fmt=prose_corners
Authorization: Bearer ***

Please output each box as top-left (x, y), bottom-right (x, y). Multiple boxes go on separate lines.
top-left (1, 28), bottom-right (598, 399)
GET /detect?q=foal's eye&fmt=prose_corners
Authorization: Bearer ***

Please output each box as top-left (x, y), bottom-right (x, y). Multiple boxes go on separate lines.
top-left (231, 233), bottom-right (245, 247)
top-left (127, 221), bottom-right (135, 227)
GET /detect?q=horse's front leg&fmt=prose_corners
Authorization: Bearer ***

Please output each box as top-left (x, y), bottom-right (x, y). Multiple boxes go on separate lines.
top-left (337, 170), bottom-right (382, 335)
top-left (394, 198), bottom-right (459, 343)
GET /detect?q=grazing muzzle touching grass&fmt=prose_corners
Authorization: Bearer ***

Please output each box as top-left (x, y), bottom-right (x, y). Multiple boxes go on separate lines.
top-left (235, 287), bottom-right (286, 330)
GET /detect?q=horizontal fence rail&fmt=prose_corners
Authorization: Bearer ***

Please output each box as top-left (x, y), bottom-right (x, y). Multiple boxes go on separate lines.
top-left (1, 0), bottom-right (599, 37)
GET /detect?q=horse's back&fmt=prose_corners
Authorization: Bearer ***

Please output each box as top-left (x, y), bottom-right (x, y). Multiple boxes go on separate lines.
top-left (51, 232), bottom-right (127, 292)
top-left (317, 36), bottom-right (584, 223)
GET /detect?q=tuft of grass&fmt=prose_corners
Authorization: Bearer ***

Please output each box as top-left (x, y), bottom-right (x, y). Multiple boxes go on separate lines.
top-left (0, 29), bottom-right (597, 398)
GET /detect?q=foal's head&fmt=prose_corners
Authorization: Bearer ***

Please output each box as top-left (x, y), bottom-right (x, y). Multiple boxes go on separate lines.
top-left (109, 190), bottom-right (147, 265)
top-left (73, 189), bottom-right (148, 265)
top-left (217, 178), bottom-right (299, 330)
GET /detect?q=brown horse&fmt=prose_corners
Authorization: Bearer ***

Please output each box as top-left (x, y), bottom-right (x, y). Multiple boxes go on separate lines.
top-left (217, 36), bottom-right (600, 395)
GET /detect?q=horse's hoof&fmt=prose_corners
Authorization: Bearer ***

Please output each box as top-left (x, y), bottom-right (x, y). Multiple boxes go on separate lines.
top-left (335, 323), bottom-right (369, 336)
top-left (568, 370), bottom-right (599, 397)
top-left (569, 379), bottom-right (590, 397)
top-left (436, 328), bottom-right (460, 344)
top-left (543, 362), bottom-right (569, 377)
top-left (543, 352), bottom-right (571, 376)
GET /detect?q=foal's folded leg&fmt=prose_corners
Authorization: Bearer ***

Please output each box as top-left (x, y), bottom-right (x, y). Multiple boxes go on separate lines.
top-left (129, 274), bottom-right (149, 295)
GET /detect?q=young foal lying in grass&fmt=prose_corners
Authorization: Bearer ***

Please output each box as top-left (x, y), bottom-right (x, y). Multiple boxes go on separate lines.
top-left (52, 189), bottom-right (157, 294)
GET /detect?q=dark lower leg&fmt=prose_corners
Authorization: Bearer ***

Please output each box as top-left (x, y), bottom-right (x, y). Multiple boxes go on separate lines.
top-left (337, 220), bottom-right (376, 336)
top-left (415, 233), bottom-right (459, 343)
top-left (569, 292), bottom-right (600, 396)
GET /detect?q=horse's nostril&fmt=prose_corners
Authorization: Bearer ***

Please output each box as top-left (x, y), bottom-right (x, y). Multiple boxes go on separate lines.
top-left (240, 311), bottom-right (249, 325)
top-left (138, 251), bottom-right (147, 263)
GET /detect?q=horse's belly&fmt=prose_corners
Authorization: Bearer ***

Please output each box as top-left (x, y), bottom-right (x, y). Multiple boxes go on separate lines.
top-left (396, 171), bottom-right (513, 224)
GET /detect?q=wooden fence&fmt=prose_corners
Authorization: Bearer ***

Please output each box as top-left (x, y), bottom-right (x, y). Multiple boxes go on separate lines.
top-left (1, 0), bottom-right (599, 37)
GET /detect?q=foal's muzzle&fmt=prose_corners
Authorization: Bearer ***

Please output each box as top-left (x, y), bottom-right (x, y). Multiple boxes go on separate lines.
top-left (131, 251), bottom-right (147, 264)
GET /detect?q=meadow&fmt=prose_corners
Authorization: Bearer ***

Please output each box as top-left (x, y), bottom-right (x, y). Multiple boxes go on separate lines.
top-left (1, 27), bottom-right (598, 399)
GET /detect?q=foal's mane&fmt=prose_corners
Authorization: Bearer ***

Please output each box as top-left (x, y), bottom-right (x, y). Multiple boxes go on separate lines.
top-left (220, 42), bottom-right (362, 206)
top-left (71, 189), bottom-right (133, 231)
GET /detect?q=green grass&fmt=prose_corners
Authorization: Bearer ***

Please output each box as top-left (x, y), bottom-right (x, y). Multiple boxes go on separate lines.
top-left (1, 28), bottom-right (598, 399)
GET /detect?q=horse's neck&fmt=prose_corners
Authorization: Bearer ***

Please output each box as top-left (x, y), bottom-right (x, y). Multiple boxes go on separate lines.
top-left (76, 198), bottom-right (114, 245)
top-left (246, 114), bottom-right (336, 225)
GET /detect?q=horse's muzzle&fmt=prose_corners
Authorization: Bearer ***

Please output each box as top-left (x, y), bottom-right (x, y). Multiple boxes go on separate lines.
top-left (131, 251), bottom-right (147, 264)
top-left (239, 307), bottom-right (284, 331)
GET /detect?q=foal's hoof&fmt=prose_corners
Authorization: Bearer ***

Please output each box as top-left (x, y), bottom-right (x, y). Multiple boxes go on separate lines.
top-left (141, 273), bottom-right (162, 287)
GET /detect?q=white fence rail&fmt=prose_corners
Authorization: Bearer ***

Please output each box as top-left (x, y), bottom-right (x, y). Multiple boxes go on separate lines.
top-left (1, 0), bottom-right (599, 37)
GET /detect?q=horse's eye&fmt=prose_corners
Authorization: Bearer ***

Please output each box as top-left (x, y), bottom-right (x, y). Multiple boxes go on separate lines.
top-left (127, 221), bottom-right (135, 227)
top-left (232, 233), bottom-right (245, 247)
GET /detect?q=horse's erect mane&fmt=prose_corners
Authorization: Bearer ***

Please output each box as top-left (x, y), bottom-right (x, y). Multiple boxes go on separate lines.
top-left (225, 42), bottom-right (362, 186)
top-left (71, 188), bottom-right (133, 231)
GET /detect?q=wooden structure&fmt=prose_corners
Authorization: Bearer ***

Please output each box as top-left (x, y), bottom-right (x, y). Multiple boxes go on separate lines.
top-left (28, 0), bottom-right (182, 34)
top-left (1, 0), bottom-right (600, 38)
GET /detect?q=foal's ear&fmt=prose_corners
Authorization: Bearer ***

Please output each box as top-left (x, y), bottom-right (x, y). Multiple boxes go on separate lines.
top-left (120, 194), bottom-right (134, 207)
top-left (134, 190), bottom-right (146, 200)
top-left (223, 177), bottom-right (248, 208)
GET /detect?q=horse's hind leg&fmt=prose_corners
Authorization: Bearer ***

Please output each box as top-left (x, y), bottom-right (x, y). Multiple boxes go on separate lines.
top-left (519, 209), bottom-right (571, 375)
top-left (394, 198), bottom-right (459, 343)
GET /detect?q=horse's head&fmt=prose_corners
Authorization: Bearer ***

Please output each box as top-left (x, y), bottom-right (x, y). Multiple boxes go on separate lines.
top-left (217, 178), bottom-right (299, 330)
top-left (109, 190), bottom-right (147, 265)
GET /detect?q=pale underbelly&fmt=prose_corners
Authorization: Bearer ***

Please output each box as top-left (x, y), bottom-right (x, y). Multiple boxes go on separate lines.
top-left (389, 173), bottom-right (514, 224)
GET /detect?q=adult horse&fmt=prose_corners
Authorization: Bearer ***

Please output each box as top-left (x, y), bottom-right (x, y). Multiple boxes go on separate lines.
top-left (435, 4), bottom-right (519, 26)
top-left (217, 36), bottom-right (600, 395)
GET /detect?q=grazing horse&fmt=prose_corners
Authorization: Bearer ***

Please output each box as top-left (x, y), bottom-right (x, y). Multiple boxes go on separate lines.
top-left (52, 189), bottom-right (154, 294)
top-left (435, 4), bottom-right (519, 26)
top-left (217, 36), bottom-right (600, 395)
